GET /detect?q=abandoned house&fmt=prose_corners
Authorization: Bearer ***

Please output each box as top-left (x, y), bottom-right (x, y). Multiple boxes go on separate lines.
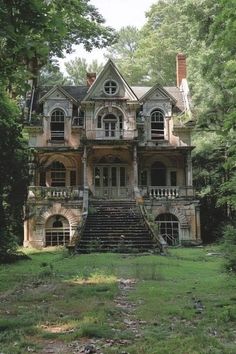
top-left (24, 54), bottom-right (201, 252)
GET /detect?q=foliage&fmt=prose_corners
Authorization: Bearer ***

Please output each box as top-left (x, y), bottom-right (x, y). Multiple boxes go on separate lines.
top-left (0, 0), bottom-right (115, 90)
top-left (0, 87), bottom-right (29, 259)
top-left (38, 61), bottom-right (72, 86)
top-left (105, 26), bottom-right (145, 85)
top-left (65, 57), bottom-right (103, 85)
top-left (221, 225), bottom-right (236, 272)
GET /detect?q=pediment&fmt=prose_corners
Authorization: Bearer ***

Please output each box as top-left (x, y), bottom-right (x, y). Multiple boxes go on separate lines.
top-left (140, 84), bottom-right (177, 103)
top-left (39, 86), bottom-right (78, 104)
top-left (83, 59), bottom-right (138, 102)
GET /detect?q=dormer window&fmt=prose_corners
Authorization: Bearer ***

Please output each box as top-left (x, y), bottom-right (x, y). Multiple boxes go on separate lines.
top-left (151, 110), bottom-right (164, 140)
top-left (104, 80), bottom-right (118, 95)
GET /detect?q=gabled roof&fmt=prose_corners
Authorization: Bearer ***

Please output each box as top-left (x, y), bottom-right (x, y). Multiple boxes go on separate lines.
top-left (83, 59), bottom-right (138, 102)
top-left (132, 86), bottom-right (185, 112)
top-left (138, 83), bottom-right (177, 104)
top-left (38, 85), bottom-right (80, 105)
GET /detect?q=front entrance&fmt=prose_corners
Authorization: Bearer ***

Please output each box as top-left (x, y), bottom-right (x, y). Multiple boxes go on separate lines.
top-left (94, 165), bottom-right (129, 198)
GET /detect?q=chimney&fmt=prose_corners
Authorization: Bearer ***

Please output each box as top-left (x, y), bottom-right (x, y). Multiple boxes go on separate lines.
top-left (176, 53), bottom-right (186, 87)
top-left (86, 72), bottom-right (96, 87)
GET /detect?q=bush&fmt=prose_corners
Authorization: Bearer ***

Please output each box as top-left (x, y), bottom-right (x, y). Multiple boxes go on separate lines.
top-left (222, 225), bottom-right (236, 272)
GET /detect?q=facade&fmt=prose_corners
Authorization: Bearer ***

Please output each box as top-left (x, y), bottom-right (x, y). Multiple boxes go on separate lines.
top-left (24, 54), bottom-right (201, 248)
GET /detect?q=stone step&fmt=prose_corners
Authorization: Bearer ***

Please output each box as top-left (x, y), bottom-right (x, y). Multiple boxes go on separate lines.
top-left (76, 199), bottom-right (158, 254)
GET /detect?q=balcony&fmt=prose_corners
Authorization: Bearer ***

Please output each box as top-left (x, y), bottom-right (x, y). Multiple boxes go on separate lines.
top-left (85, 129), bottom-right (137, 141)
top-left (28, 186), bottom-right (83, 200)
top-left (139, 186), bottom-right (195, 199)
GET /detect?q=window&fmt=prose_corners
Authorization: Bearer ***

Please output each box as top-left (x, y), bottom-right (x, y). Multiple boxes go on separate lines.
top-left (97, 115), bottom-right (102, 128)
top-left (151, 110), bottom-right (164, 140)
top-left (104, 80), bottom-right (118, 95)
top-left (151, 161), bottom-right (166, 186)
top-left (156, 213), bottom-right (179, 246)
top-left (50, 161), bottom-right (66, 187)
top-left (170, 171), bottom-right (177, 186)
top-left (140, 170), bottom-right (148, 186)
top-left (103, 114), bottom-right (117, 137)
top-left (45, 215), bottom-right (70, 246)
top-left (51, 109), bottom-right (65, 141)
top-left (70, 170), bottom-right (76, 186)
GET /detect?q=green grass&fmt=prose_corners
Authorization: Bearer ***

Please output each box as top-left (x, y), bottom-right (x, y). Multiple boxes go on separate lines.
top-left (0, 246), bottom-right (236, 353)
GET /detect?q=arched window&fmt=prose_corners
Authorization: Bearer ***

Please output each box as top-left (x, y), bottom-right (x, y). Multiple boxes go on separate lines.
top-left (156, 213), bottom-right (179, 245)
top-left (151, 110), bottom-right (164, 140)
top-left (151, 161), bottom-right (166, 186)
top-left (51, 109), bottom-right (65, 141)
top-left (103, 114), bottom-right (117, 137)
top-left (50, 161), bottom-right (66, 187)
top-left (45, 215), bottom-right (70, 246)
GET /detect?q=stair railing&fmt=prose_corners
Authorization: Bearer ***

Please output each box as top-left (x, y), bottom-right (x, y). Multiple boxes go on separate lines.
top-left (139, 204), bottom-right (168, 253)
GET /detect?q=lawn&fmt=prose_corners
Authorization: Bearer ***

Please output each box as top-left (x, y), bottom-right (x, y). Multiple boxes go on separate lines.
top-left (0, 247), bottom-right (236, 353)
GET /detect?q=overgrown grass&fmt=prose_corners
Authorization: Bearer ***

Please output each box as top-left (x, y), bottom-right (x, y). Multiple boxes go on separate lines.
top-left (0, 246), bottom-right (236, 353)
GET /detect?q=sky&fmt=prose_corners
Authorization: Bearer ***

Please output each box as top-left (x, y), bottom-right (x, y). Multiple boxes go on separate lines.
top-left (58, 0), bottom-right (156, 72)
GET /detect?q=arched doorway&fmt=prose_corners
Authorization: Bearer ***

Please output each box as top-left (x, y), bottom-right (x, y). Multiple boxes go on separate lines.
top-left (151, 161), bottom-right (166, 186)
top-left (45, 215), bottom-right (70, 246)
top-left (155, 213), bottom-right (179, 245)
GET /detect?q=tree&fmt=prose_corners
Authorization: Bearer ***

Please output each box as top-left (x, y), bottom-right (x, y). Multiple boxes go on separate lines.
top-left (38, 61), bottom-right (71, 86)
top-left (65, 57), bottom-right (103, 85)
top-left (0, 0), bottom-right (116, 259)
top-left (105, 26), bottom-right (145, 85)
top-left (0, 0), bottom-right (115, 91)
top-left (0, 86), bottom-right (28, 261)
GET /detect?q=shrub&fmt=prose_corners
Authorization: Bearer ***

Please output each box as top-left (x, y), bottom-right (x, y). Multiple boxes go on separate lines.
top-left (222, 225), bottom-right (236, 272)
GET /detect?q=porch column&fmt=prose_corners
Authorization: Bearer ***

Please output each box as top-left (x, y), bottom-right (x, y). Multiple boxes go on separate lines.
top-left (82, 146), bottom-right (88, 188)
top-left (133, 145), bottom-right (138, 187)
top-left (28, 154), bottom-right (36, 186)
top-left (186, 150), bottom-right (193, 186)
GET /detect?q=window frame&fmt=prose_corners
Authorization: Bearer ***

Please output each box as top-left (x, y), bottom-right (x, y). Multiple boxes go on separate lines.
top-left (103, 79), bottom-right (119, 96)
top-left (150, 109), bottom-right (165, 141)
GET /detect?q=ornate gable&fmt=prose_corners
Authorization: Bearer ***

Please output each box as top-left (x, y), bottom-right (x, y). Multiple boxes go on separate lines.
top-left (83, 59), bottom-right (138, 102)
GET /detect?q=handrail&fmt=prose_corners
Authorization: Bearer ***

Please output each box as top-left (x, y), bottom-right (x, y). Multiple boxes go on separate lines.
top-left (139, 204), bottom-right (167, 253)
top-left (68, 187), bottom-right (89, 251)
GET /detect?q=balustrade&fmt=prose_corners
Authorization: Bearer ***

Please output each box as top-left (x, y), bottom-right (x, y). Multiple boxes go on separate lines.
top-left (29, 186), bottom-right (83, 200)
top-left (139, 186), bottom-right (195, 199)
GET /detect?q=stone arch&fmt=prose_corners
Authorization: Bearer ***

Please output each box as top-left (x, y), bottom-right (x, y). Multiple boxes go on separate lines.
top-left (95, 104), bottom-right (126, 120)
top-left (142, 155), bottom-right (173, 169)
top-left (147, 106), bottom-right (165, 117)
top-left (154, 205), bottom-right (188, 227)
top-left (39, 203), bottom-right (80, 228)
top-left (48, 106), bottom-right (68, 117)
top-left (41, 154), bottom-right (77, 170)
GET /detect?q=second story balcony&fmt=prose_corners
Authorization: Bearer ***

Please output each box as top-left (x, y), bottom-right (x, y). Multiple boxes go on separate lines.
top-left (85, 129), bottom-right (137, 141)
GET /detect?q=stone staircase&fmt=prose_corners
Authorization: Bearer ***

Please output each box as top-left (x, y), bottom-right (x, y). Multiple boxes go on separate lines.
top-left (76, 200), bottom-right (159, 253)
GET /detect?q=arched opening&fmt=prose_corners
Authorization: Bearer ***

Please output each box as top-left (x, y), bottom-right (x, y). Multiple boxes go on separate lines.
top-left (151, 161), bottom-right (166, 186)
top-left (50, 109), bottom-right (65, 141)
top-left (45, 215), bottom-right (70, 246)
top-left (96, 110), bottom-right (123, 139)
top-left (151, 110), bottom-right (164, 140)
top-left (156, 213), bottom-right (179, 246)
